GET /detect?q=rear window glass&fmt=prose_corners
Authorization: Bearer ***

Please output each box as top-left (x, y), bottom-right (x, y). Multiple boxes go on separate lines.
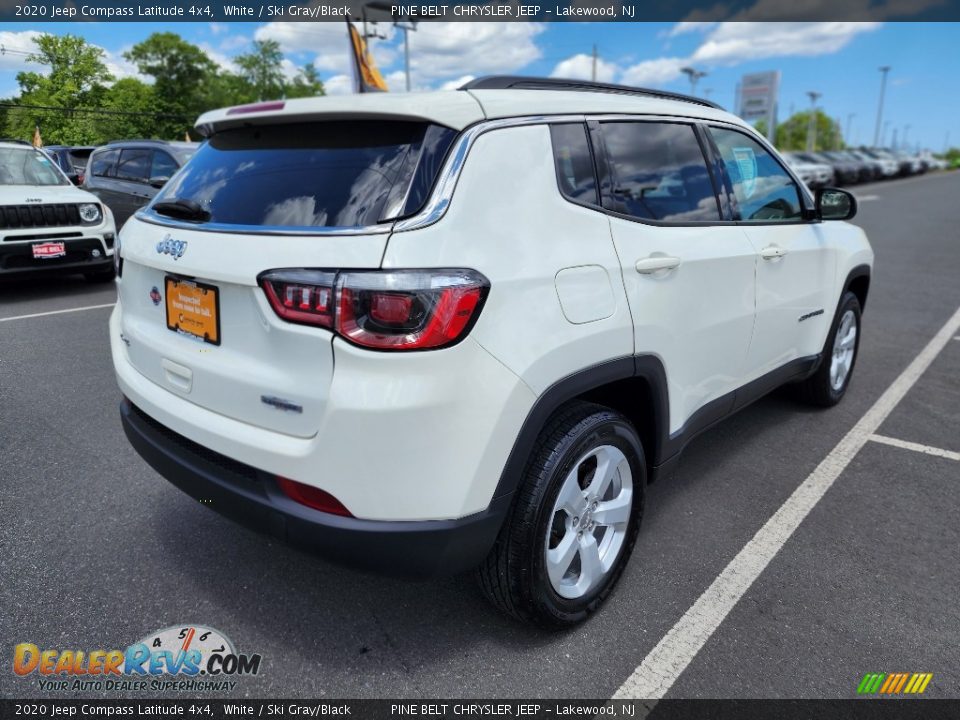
top-left (153, 120), bottom-right (456, 229)
top-left (550, 123), bottom-right (598, 205)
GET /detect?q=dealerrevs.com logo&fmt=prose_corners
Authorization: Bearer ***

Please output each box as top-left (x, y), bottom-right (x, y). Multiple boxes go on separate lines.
top-left (13, 625), bottom-right (262, 692)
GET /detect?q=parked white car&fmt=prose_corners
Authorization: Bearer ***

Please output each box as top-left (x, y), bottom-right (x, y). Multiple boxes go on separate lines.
top-left (0, 141), bottom-right (116, 281)
top-left (111, 77), bottom-right (873, 626)
top-left (783, 152), bottom-right (835, 188)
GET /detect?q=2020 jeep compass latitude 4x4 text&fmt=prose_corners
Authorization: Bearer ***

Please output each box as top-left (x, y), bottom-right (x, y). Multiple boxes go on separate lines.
top-left (112, 77), bottom-right (873, 627)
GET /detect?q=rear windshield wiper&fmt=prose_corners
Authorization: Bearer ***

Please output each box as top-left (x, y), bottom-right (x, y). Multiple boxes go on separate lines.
top-left (152, 198), bottom-right (210, 222)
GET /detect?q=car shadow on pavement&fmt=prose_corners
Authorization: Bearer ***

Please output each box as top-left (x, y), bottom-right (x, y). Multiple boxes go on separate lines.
top-left (149, 492), bottom-right (557, 671)
top-left (0, 274), bottom-right (115, 306)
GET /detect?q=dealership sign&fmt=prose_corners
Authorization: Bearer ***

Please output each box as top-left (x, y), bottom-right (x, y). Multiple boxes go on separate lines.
top-left (736, 71), bottom-right (780, 142)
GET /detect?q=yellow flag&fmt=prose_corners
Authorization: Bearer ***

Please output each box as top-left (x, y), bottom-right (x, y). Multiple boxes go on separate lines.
top-left (32, 126), bottom-right (43, 148)
top-left (347, 22), bottom-right (388, 93)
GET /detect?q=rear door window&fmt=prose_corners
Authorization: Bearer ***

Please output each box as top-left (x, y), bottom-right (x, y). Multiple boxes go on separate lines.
top-left (116, 149), bottom-right (152, 183)
top-left (91, 149), bottom-right (119, 178)
top-left (150, 151), bottom-right (179, 181)
top-left (152, 120), bottom-right (456, 229)
top-left (599, 121), bottom-right (720, 223)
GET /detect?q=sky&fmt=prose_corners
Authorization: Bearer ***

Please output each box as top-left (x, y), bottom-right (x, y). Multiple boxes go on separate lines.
top-left (0, 21), bottom-right (957, 151)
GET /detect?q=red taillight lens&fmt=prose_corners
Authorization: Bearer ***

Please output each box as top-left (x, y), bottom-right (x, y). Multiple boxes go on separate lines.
top-left (276, 477), bottom-right (352, 517)
top-left (259, 269), bottom-right (489, 351)
top-left (261, 271), bottom-right (336, 329)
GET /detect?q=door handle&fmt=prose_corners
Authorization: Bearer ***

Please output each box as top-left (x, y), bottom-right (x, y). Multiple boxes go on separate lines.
top-left (760, 245), bottom-right (788, 260)
top-left (635, 256), bottom-right (682, 274)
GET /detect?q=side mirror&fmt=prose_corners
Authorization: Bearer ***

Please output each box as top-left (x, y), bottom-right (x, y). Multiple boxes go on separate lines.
top-left (149, 176), bottom-right (170, 189)
top-left (816, 187), bottom-right (857, 221)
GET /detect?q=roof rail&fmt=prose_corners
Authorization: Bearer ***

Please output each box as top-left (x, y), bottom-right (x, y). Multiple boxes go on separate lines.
top-left (459, 76), bottom-right (723, 111)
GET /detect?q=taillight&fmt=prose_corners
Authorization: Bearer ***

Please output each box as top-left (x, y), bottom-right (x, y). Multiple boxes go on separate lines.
top-left (259, 269), bottom-right (489, 351)
top-left (261, 270), bottom-right (336, 329)
top-left (276, 477), bottom-right (352, 517)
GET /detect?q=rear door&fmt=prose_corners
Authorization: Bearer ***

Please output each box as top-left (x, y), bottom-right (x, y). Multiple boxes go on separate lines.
top-left (596, 119), bottom-right (757, 436)
top-left (114, 147), bottom-right (154, 224)
top-left (705, 125), bottom-right (837, 379)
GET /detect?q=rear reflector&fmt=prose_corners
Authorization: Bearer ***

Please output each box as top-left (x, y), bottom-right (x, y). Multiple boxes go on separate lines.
top-left (276, 477), bottom-right (352, 517)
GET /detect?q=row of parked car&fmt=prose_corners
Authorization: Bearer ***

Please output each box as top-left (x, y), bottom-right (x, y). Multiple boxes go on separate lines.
top-left (43, 139), bottom-right (197, 227)
top-left (782, 147), bottom-right (948, 189)
top-left (0, 137), bottom-right (196, 281)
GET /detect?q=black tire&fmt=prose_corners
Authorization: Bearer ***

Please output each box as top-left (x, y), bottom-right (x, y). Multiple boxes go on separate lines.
top-left (794, 291), bottom-right (862, 407)
top-left (84, 267), bottom-right (116, 283)
top-left (477, 401), bottom-right (646, 628)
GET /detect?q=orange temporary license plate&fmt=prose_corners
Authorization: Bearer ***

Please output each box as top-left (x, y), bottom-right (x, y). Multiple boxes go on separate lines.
top-left (165, 277), bottom-right (220, 345)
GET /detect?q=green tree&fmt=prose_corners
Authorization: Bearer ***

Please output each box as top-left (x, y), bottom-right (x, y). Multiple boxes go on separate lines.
top-left (757, 110), bottom-right (844, 152)
top-left (235, 40), bottom-right (285, 101)
top-left (99, 78), bottom-right (159, 142)
top-left (5, 33), bottom-right (112, 144)
top-left (200, 72), bottom-right (257, 109)
top-left (285, 63), bottom-right (326, 99)
top-left (125, 32), bottom-right (214, 136)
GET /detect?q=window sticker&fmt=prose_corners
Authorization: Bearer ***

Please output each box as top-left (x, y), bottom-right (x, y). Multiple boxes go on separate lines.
top-left (732, 147), bottom-right (757, 199)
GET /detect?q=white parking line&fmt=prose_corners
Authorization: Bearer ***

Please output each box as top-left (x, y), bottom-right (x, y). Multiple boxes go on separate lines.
top-left (856, 195), bottom-right (880, 202)
top-left (0, 303), bottom-right (116, 323)
top-left (613, 304), bottom-right (960, 701)
top-left (869, 434), bottom-right (960, 462)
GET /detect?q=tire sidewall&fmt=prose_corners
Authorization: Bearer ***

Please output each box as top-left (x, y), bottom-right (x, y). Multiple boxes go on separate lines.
top-left (528, 415), bottom-right (645, 625)
top-left (824, 292), bottom-right (862, 402)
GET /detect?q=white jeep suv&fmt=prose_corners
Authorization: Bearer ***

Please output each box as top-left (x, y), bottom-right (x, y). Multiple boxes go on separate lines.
top-left (0, 141), bottom-right (116, 281)
top-left (111, 77), bottom-right (873, 627)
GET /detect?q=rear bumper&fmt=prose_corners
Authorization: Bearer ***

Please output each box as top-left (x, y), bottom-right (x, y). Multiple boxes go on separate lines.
top-left (120, 398), bottom-right (512, 578)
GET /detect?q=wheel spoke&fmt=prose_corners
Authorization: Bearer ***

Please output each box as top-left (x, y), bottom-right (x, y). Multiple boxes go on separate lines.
top-left (840, 327), bottom-right (857, 350)
top-left (586, 446), bottom-right (622, 499)
top-left (593, 492), bottom-right (631, 527)
top-left (547, 531), bottom-right (578, 586)
top-left (577, 534), bottom-right (603, 592)
top-left (555, 470), bottom-right (586, 517)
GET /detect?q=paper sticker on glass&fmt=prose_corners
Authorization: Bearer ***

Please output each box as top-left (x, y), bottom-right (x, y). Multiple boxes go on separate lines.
top-left (732, 147), bottom-right (758, 199)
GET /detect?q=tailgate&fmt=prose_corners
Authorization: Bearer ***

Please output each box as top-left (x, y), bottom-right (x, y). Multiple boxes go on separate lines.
top-left (116, 218), bottom-right (388, 438)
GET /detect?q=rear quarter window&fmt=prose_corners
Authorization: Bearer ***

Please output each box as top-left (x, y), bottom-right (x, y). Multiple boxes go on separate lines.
top-left (152, 120), bottom-right (456, 229)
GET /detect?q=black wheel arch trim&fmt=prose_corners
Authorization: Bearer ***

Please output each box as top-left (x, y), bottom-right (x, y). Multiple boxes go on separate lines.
top-left (842, 263), bottom-right (871, 312)
top-left (491, 351), bottom-right (825, 501)
top-left (492, 355), bottom-right (670, 501)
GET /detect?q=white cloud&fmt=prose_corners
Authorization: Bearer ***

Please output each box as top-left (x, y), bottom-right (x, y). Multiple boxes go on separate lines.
top-left (619, 57), bottom-right (689, 86)
top-left (323, 74), bottom-right (353, 96)
top-left (406, 23), bottom-right (544, 82)
top-left (210, 23), bottom-right (228, 36)
top-left (667, 22), bottom-right (718, 36)
top-left (219, 34), bottom-right (250, 52)
top-left (550, 53), bottom-right (618, 83)
top-left (256, 22), bottom-right (395, 78)
top-left (690, 22), bottom-right (881, 65)
top-left (0, 30), bottom-right (44, 73)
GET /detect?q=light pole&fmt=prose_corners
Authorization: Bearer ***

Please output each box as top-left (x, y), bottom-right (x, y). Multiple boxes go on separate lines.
top-left (846, 113), bottom-right (855, 146)
top-left (680, 67), bottom-right (707, 97)
top-left (873, 66), bottom-right (891, 147)
top-left (393, 21), bottom-right (417, 92)
top-left (806, 91), bottom-right (821, 151)
top-left (902, 124), bottom-right (911, 150)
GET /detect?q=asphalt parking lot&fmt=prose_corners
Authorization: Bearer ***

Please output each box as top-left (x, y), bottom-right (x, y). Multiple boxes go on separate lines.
top-left (1, 171), bottom-right (958, 701)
